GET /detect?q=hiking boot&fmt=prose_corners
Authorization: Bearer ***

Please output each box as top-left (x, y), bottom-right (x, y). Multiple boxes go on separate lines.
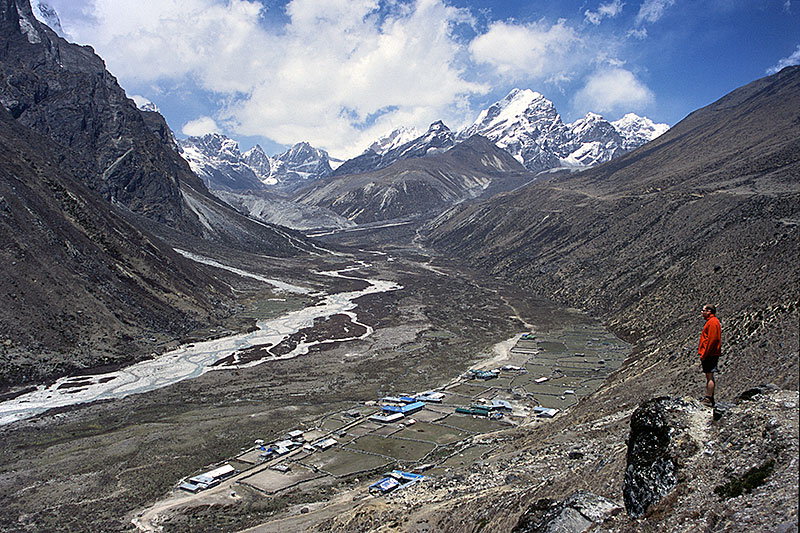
top-left (701, 396), bottom-right (715, 408)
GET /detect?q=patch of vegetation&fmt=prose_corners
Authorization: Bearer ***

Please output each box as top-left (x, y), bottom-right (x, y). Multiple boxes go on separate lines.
top-left (713, 460), bottom-right (775, 499)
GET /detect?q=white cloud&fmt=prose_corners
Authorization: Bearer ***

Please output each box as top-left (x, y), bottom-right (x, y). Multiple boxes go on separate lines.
top-left (767, 44), bottom-right (800, 74)
top-left (130, 94), bottom-right (153, 109)
top-left (573, 67), bottom-right (654, 114)
top-left (61, 0), bottom-right (488, 158)
top-left (469, 18), bottom-right (580, 80)
top-left (627, 27), bottom-right (648, 39)
top-left (584, 0), bottom-right (625, 25)
top-left (634, 0), bottom-right (675, 26)
top-left (182, 116), bottom-right (220, 137)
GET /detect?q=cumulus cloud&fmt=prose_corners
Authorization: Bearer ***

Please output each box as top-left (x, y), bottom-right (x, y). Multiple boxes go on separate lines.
top-left (61, 0), bottom-right (488, 158)
top-left (767, 44), bottom-right (800, 74)
top-left (584, 0), bottom-right (625, 25)
top-left (182, 116), bottom-right (220, 137)
top-left (469, 18), bottom-right (579, 81)
top-left (573, 67), bottom-right (654, 115)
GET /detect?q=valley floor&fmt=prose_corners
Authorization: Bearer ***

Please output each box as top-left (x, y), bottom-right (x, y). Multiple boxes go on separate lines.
top-left (0, 233), bottom-right (608, 532)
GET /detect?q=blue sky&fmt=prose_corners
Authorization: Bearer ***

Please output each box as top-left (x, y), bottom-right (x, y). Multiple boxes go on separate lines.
top-left (38, 0), bottom-right (800, 158)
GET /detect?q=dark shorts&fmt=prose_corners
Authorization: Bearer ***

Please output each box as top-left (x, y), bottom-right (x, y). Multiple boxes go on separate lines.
top-left (701, 355), bottom-right (719, 374)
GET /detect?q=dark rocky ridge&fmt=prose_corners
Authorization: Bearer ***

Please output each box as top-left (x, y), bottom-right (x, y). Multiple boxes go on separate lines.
top-left (0, 0), bottom-right (313, 256)
top-left (0, 106), bottom-right (232, 388)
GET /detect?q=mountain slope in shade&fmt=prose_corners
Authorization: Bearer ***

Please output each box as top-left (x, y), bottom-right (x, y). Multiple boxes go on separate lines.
top-left (0, 106), bottom-right (233, 388)
top-left (212, 189), bottom-right (356, 231)
top-left (0, 0), bottom-right (313, 256)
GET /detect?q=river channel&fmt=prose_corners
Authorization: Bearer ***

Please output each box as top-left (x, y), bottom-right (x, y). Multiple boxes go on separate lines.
top-left (0, 262), bottom-right (402, 425)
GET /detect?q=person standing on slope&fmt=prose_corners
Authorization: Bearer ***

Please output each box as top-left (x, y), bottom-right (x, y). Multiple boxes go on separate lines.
top-left (698, 304), bottom-right (722, 407)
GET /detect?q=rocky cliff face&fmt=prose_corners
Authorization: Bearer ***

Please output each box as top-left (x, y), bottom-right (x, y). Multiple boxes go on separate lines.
top-left (0, 106), bottom-right (233, 388)
top-left (0, 0), bottom-right (313, 255)
top-left (0, 0), bottom-right (204, 232)
top-left (0, 0), bottom-right (320, 388)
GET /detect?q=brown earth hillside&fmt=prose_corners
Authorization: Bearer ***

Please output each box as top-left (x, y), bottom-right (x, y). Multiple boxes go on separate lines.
top-left (425, 66), bottom-right (800, 399)
top-left (310, 67), bottom-right (800, 532)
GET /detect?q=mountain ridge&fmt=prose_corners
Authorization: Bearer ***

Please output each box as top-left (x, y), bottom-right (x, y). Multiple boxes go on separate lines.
top-left (0, 0), bottom-right (314, 256)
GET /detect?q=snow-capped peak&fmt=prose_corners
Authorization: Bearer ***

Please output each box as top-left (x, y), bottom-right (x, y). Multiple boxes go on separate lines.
top-left (367, 126), bottom-right (423, 155)
top-left (612, 113), bottom-right (670, 149)
top-left (464, 88), bottom-right (558, 141)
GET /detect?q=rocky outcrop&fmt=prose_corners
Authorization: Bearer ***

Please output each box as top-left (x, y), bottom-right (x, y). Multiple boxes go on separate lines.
top-left (512, 491), bottom-right (622, 532)
top-left (622, 397), bottom-right (679, 517)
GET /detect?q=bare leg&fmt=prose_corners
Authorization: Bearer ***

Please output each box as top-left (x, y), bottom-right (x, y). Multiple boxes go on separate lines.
top-left (705, 372), bottom-right (715, 400)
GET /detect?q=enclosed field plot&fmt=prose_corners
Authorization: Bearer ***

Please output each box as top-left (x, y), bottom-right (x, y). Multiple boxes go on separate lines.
top-left (346, 421), bottom-right (382, 437)
top-left (237, 449), bottom-right (267, 464)
top-left (483, 376), bottom-right (515, 388)
top-left (537, 341), bottom-right (568, 353)
top-left (438, 413), bottom-right (504, 433)
top-left (300, 447), bottom-right (392, 478)
top-left (394, 421), bottom-right (469, 445)
top-left (239, 464), bottom-right (326, 494)
top-left (347, 434), bottom-right (437, 462)
top-left (319, 416), bottom-right (351, 432)
top-left (448, 383), bottom-right (494, 397)
top-left (371, 423), bottom-right (403, 436)
top-left (407, 408), bottom-right (449, 423)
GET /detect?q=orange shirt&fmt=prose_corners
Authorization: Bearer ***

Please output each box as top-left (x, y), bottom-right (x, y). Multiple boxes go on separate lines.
top-left (698, 315), bottom-right (722, 359)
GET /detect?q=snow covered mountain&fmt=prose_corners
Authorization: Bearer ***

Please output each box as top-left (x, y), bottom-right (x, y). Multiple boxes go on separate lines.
top-left (333, 121), bottom-right (455, 176)
top-left (459, 88), bottom-right (669, 172)
top-left (30, 0), bottom-right (67, 38)
top-left (179, 133), bottom-right (266, 191)
top-left (178, 135), bottom-right (334, 192)
top-left (366, 126), bottom-right (422, 155)
top-left (268, 142), bottom-right (335, 190)
top-left (612, 113), bottom-right (671, 150)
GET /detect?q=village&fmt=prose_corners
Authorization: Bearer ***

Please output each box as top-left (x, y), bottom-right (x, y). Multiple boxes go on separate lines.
top-left (172, 324), bottom-right (629, 501)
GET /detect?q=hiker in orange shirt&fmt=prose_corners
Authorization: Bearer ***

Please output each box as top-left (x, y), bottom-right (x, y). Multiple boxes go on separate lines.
top-left (698, 304), bottom-right (722, 407)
